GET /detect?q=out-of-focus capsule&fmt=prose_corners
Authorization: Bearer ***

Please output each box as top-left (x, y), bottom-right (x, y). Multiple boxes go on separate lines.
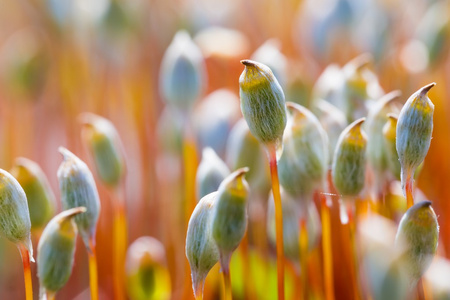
top-left (10, 158), bottom-right (55, 230)
top-left (278, 102), bottom-right (328, 200)
top-left (37, 207), bottom-right (86, 298)
top-left (395, 201), bottom-right (439, 288)
top-left (79, 113), bottom-right (126, 187)
top-left (383, 114), bottom-right (401, 181)
top-left (196, 148), bottom-right (230, 200)
top-left (126, 237), bottom-right (171, 300)
top-left (251, 39), bottom-right (288, 89)
top-left (57, 147), bottom-right (101, 251)
top-left (193, 89), bottom-right (241, 157)
top-left (366, 91), bottom-right (402, 191)
top-left (332, 118), bottom-right (367, 197)
top-left (267, 189), bottom-right (321, 261)
top-left (159, 30), bottom-right (206, 113)
top-left (239, 60), bottom-right (287, 148)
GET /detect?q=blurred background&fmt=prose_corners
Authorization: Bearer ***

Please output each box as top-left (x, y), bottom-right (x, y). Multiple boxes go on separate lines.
top-left (0, 0), bottom-right (449, 299)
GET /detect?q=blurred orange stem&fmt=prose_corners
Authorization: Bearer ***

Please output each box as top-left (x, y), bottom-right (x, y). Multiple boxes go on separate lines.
top-left (320, 194), bottom-right (335, 300)
top-left (405, 175), bottom-right (414, 209)
top-left (112, 189), bottom-right (127, 300)
top-left (88, 239), bottom-right (99, 300)
top-left (268, 145), bottom-right (285, 300)
top-left (299, 219), bottom-right (308, 300)
top-left (19, 244), bottom-right (33, 300)
top-left (348, 208), bottom-right (361, 300)
top-left (222, 268), bottom-right (232, 300)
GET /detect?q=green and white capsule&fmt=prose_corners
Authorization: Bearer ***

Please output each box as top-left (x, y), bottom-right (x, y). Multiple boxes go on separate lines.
top-left (383, 114), bottom-right (401, 181)
top-left (366, 91), bottom-right (401, 178)
top-left (37, 207), bottom-right (86, 298)
top-left (80, 113), bottom-right (126, 187)
top-left (11, 158), bottom-right (55, 230)
top-left (278, 102), bottom-right (328, 200)
top-left (126, 237), bottom-right (171, 300)
top-left (395, 201), bottom-right (439, 288)
top-left (211, 168), bottom-right (250, 266)
top-left (57, 147), bottom-right (101, 251)
top-left (160, 30), bottom-right (206, 113)
top-left (396, 83), bottom-right (435, 196)
top-left (332, 118), bottom-right (367, 197)
top-left (196, 148), bottom-right (230, 200)
top-left (239, 60), bottom-right (287, 147)
top-left (186, 192), bottom-right (220, 298)
top-left (226, 118), bottom-right (268, 189)
top-left (0, 169), bottom-right (33, 257)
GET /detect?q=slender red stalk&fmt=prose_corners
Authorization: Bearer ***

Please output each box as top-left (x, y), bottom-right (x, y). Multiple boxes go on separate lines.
top-left (112, 188), bottom-right (127, 300)
top-left (405, 174), bottom-right (414, 209)
top-left (320, 194), bottom-right (335, 300)
top-left (299, 219), bottom-right (308, 300)
top-left (267, 146), bottom-right (285, 300)
top-left (19, 244), bottom-right (33, 300)
top-left (88, 239), bottom-right (99, 300)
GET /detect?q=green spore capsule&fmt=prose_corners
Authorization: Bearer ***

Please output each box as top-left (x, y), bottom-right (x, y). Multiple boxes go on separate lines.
top-left (160, 30), bottom-right (206, 113)
top-left (186, 192), bottom-right (220, 299)
top-left (196, 148), bottom-right (230, 200)
top-left (57, 147), bottom-right (101, 251)
top-left (278, 102), bottom-right (328, 200)
top-left (383, 114), bottom-right (402, 181)
top-left (396, 83), bottom-right (435, 196)
top-left (211, 168), bottom-right (250, 268)
top-left (10, 158), bottom-right (55, 230)
top-left (126, 237), bottom-right (171, 300)
top-left (0, 169), bottom-right (33, 257)
top-left (226, 118), bottom-right (268, 189)
top-left (395, 201), bottom-right (439, 288)
top-left (80, 113), bottom-right (126, 187)
top-left (37, 207), bottom-right (86, 298)
top-left (239, 59), bottom-right (287, 148)
top-left (366, 91), bottom-right (401, 178)
top-left (332, 118), bottom-right (367, 197)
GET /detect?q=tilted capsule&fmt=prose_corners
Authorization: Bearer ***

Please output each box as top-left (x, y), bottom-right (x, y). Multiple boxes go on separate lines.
top-left (57, 147), bottom-right (101, 250)
top-left (37, 207), bottom-right (86, 297)
top-left (10, 158), bottom-right (55, 230)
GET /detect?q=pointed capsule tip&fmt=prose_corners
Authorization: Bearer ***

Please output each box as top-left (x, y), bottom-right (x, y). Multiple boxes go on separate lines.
top-left (234, 167), bottom-right (249, 177)
top-left (416, 200), bottom-right (432, 208)
top-left (419, 82), bottom-right (436, 96)
top-left (240, 59), bottom-right (256, 67)
top-left (351, 117), bottom-right (366, 128)
top-left (58, 146), bottom-right (73, 160)
top-left (386, 113), bottom-right (398, 120)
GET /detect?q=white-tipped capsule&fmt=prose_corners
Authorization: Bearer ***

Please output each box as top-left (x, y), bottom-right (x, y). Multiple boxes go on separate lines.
top-left (396, 83), bottom-right (435, 196)
top-left (57, 147), bottom-right (101, 251)
top-left (37, 207), bottom-right (86, 298)
top-left (196, 148), bottom-right (230, 200)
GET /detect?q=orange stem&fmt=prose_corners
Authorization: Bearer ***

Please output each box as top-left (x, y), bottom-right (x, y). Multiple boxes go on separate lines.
top-left (320, 194), bottom-right (335, 300)
top-left (88, 239), bottom-right (99, 300)
top-left (19, 244), bottom-right (33, 300)
top-left (299, 219), bottom-right (308, 300)
top-left (268, 146), bottom-right (285, 300)
top-left (405, 175), bottom-right (414, 209)
top-left (112, 189), bottom-right (127, 300)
